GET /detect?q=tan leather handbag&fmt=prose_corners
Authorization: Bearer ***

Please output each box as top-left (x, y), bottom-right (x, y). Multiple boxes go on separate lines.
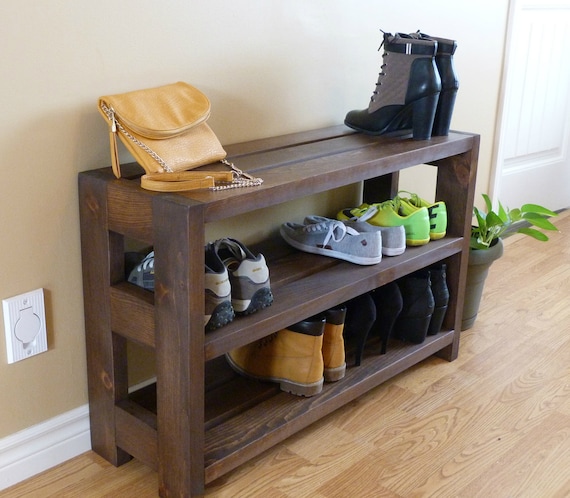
top-left (98, 82), bottom-right (262, 191)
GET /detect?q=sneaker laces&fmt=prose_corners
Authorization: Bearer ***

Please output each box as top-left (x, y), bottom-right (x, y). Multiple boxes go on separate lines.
top-left (378, 198), bottom-right (402, 212)
top-left (304, 220), bottom-right (359, 245)
top-left (216, 239), bottom-right (250, 272)
top-left (395, 190), bottom-right (421, 206)
top-left (137, 251), bottom-right (154, 271)
top-left (349, 199), bottom-right (401, 221)
top-left (354, 205), bottom-right (379, 223)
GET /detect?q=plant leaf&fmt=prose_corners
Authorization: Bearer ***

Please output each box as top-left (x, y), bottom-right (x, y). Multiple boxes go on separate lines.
top-left (509, 208), bottom-right (522, 223)
top-left (482, 193), bottom-right (493, 213)
top-left (517, 227), bottom-right (549, 241)
top-left (473, 206), bottom-right (486, 231)
top-left (521, 203), bottom-right (558, 217)
top-left (470, 239), bottom-right (489, 250)
top-left (486, 211), bottom-right (504, 228)
top-left (522, 213), bottom-right (559, 231)
top-left (498, 201), bottom-right (509, 222)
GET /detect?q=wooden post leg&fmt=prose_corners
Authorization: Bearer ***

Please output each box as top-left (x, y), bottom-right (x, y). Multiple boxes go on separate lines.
top-left (363, 171), bottom-right (400, 204)
top-left (432, 140), bottom-right (479, 361)
top-left (153, 196), bottom-right (206, 497)
top-left (79, 175), bottom-right (130, 466)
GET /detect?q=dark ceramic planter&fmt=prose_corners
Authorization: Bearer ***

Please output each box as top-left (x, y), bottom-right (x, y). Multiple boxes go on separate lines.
top-left (461, 238), bottom-right (504, 330)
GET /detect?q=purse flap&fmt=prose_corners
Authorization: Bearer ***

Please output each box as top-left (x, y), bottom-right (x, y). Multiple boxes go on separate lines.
top-left (100, 82), bottom-right (211, 139)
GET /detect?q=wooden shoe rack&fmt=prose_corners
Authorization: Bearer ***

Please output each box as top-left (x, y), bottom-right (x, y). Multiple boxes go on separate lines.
top-left (79, 125), bottom-right (479, 496)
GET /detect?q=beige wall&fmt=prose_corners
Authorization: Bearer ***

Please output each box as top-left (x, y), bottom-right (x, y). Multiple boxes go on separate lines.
top-left (0, 0), bottom-right (508, 438)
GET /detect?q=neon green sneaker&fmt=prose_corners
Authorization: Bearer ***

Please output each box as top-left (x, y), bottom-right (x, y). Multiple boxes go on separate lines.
top-left (338, 199), bottom-right (430, 246)
top-left (396, 191), bottom-right (447, 240)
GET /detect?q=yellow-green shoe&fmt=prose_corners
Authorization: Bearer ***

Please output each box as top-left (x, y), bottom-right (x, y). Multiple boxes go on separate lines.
top-left (338, 199), bottom-right (430, 246)
top-left (396, 191), bottom-right (447, 240)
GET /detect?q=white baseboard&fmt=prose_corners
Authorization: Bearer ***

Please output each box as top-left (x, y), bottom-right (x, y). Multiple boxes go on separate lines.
top-left (0, 405), bottom-right (91, 491)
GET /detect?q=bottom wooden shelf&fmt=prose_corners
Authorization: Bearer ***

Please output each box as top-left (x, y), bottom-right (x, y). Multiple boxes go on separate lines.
top-left (119, 330), bottom-right (455, 484)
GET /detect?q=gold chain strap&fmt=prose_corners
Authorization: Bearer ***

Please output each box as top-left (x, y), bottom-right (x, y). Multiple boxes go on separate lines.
top-left (101, 102), bottom-right (172, 172)
top-left (211, 160), bottom-right (263, 191)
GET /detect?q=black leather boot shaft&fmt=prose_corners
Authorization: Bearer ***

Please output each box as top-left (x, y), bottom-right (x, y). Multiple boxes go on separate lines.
top-left (324, 305), bottom-right (347, 326)
top-left (412, 32), bottom-right (459, 135)
top-left (394, 270), bottom-right (435, 343)
top-left (288, 316), bottom-right (325, 336)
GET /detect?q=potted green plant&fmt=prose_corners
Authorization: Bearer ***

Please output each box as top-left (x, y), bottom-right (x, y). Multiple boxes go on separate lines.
top-left (461, 194), bottom-right (558, 330)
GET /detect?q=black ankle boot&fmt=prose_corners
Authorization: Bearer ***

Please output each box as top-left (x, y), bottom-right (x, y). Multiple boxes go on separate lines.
top-left (427, 263), bottom-right (449, 335)
top-left (344, 31), bottom-right (441, 140)
top-left (369, 281), bottom-right (403, 354)
top-left (343, 293), bottom-right (377, 367)
top-left (411, 32), bottom-right (458, 136)
top-left (393, 270), bottom-right (435, 343)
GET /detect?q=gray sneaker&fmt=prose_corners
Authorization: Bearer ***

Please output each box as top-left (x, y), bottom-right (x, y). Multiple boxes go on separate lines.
top-left (214, 238), bottom-right (273, 315)
top-left (310, 211), bottom-right (406, 257)
top-left (205, 243), bottom-right (235, 331)
top-left (281, 219), bottom-right (382, 265)
top-left (128, 251), bottom-right (155, 290)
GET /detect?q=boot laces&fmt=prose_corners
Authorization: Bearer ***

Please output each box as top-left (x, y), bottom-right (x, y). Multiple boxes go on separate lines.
top-left (371, 62), bottom-right (388, 102)
top-left (371, 30), bottom-right (393, 102)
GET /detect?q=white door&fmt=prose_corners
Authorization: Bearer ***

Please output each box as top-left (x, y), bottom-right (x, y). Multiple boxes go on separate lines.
top-left (492, 0), bottom-right (570, 211)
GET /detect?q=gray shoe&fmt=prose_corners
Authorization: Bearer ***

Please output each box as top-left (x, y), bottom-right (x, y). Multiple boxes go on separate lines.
top-left (205, 243), bottom-right (234, 331)
top-left (304, 215), bottom-right (406, 257)
top-left (128, 251), bottom-right (155, 290)
top-left (214, 238), bottom-right (273, 314)
top-left (281, 219), bottom-right (382, 265)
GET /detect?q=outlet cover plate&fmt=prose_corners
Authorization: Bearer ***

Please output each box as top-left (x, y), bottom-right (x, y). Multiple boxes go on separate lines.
top-left (3, 288), bottom-right (48, 363)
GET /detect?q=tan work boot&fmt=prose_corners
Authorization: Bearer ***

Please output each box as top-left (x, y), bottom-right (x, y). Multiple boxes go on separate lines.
top-left (322, 306), bottom-right (347, 382)
top-left (226, 316), bottom-right (325, 397)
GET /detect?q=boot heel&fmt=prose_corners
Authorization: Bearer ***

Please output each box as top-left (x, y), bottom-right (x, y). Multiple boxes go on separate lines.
top-left (343, 293), bottom-right (377, 367)
top-left (394, 316), bottom-right (431, 343)
top-left (432, 88), bottom-right (457, 136)
top-left (427, 263), bottom-right (449, 335)
top-left (412, 93), bottom-right (439, 140)
top-left (369, 282), bottom-right (403, 355)
top-left (427, 305), bottom-right (448, 335)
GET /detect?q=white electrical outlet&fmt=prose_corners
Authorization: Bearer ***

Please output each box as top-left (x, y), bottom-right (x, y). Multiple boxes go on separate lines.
top-left (3, 288), bottom-right (48, 363)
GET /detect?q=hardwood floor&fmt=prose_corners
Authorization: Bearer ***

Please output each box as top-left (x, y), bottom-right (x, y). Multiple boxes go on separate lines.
top-left (5, 211), bottom-right (570, 498)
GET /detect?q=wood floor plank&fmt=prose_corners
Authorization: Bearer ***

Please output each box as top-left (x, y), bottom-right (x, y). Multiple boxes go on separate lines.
top-left (459, 411), bottom-right (570, 497)
top-left (4, 210), bottom-right (569, 497)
